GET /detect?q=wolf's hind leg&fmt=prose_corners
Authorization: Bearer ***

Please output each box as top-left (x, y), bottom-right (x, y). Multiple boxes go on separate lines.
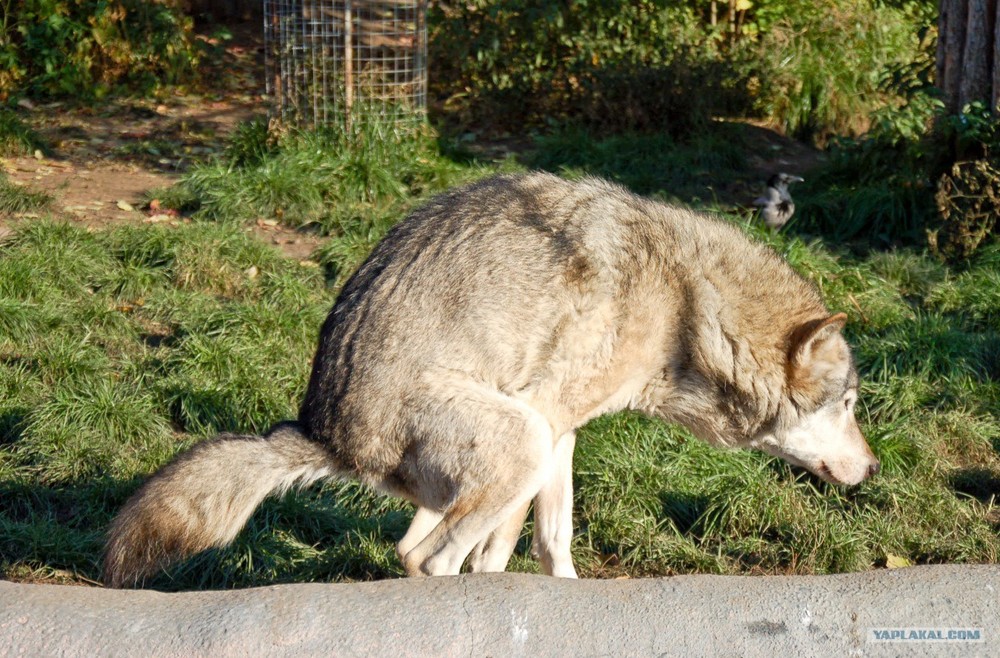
top-left (400, 384), bottom-right (554, 577)
top-left (533, 431), bottom-right (578, 578)
top-left (466, 501), bottom-right (530, 573)
top-left (397, 506), bottom-right (442, 564)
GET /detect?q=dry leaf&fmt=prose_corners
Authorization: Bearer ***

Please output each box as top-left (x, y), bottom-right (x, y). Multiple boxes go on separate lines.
top-left (885, 554), bottom-right (912, 569)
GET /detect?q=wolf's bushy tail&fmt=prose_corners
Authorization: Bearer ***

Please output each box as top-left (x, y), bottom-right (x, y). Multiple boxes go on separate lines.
top-left (103, 422), bottom-right (337, 588)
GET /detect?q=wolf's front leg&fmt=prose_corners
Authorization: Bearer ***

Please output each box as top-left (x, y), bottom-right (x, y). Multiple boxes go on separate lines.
top-left (533, 431), bottom-right (578, 578)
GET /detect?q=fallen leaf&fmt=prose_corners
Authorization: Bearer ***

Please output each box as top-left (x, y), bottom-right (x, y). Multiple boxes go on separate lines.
top-left (885, 554), bottom-right (912, 569)
top-left (149, 199), bottom-right (162, 212)
top-left (145, 214), bottom-right (172, 223)
top-left (117, 200), bottom-right (135, 212)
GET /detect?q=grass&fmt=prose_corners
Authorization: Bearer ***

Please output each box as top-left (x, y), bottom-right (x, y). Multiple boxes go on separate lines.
top-left (2, 123), bottom-right (999, 590)
top-left (0, 173), bottom-right (51, 215)
top-left (0, 109), bottom-right (44, 157)
top-left (155, 113), bottom-right (491, 235)
top-left (527, 123), bottom-right (749, 205)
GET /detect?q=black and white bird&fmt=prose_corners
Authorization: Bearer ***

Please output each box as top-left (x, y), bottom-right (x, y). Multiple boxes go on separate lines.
top-left (753, 173), bottom-right (803, 230)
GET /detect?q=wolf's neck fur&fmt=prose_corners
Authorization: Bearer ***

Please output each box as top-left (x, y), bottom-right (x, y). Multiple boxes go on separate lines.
top-left (631, 203), bottom-right (828, 445)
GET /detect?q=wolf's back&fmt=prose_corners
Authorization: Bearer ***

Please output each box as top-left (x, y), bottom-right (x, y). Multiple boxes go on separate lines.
top-left (103, 422), bottom-right (336, 588)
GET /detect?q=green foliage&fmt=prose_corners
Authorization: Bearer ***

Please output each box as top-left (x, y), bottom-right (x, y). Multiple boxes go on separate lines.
top-left (945, 100), bottom-right (1000, 161)
top-left (430, 0), bottom-right (748, 134)
top-left (0, 0), bottom-right (200, 100)
top-left (429, 0), bottom-right (933, 139)
top-left (752, 0), bottom-right (932, 143)
top-left (169, 113), bottom-right (472, 229)
top-left (795, 93), bottom-right (1000, 252)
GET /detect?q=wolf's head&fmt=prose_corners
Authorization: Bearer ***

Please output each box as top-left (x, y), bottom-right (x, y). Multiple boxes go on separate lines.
top-left (750, 313), bottom-right (879, 485)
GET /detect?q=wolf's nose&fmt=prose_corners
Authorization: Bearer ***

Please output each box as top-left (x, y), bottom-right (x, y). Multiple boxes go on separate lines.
top-left (867, 461), bottom-right (881, 478)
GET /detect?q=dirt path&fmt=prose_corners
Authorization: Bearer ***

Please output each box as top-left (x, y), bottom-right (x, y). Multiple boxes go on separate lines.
top-left (0, 24), bottom-right (324, 260)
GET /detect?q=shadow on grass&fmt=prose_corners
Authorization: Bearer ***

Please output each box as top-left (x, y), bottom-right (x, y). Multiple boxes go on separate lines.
top-left (487, 121), bottom-right (824, 214)
top-left (659, 491), bottom-right (710, 537)
top-left (949, 467), bottom-right (1000, 505)
top-left (0, 476), bottom-right (411, 589)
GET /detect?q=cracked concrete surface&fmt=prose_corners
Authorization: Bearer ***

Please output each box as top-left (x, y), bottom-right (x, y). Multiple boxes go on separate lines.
top-left (1, 566), bottom-right (997, 656)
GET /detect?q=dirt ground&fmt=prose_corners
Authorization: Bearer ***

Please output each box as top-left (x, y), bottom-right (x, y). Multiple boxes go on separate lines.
top-left (0, 24), bottom-right (324, 260)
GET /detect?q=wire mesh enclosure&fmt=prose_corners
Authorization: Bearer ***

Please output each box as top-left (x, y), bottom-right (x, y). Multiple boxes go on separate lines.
top-left (263, 0), bottom-right (428, 129)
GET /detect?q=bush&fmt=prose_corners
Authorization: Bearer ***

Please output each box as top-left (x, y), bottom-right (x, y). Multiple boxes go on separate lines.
top-left (429, 0), bottom-right (933, 139)
top-left (929, 160), bottom-right (1000, 262)
top-left (429, 0), bottom-right (750, 134)
top-left (0, 0), bottom-right (200, 100)
top-left (752, 0), bottom-right (933, 143)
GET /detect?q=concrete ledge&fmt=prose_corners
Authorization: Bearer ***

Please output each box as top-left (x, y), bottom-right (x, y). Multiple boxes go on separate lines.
top-left (1, 566), bottom-right (997, 656)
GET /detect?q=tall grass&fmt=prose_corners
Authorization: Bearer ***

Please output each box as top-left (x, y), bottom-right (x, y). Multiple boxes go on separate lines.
top-left (752, 0), bottom-right (932, 144)
top-left (162, 114), bottom-right (482, 235)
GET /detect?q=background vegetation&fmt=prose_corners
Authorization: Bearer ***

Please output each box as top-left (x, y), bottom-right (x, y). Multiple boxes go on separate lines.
top-left (0, 0), bottom-right (201, 101)
top-left (1, 0), bottom-right (999, 588)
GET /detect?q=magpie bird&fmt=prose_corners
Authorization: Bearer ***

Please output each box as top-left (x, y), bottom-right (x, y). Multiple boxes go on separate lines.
top-left (753, 173), bottom-right (803, 230)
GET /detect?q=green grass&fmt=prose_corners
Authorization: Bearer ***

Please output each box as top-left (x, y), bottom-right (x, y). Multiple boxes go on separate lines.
top-left (0, 173), bottom-right (51, 215)
top-left (527, 123), bottom-right (748, 205)
top-left (2, 128), bottom-right (999, 588)
top-left (157, 114), bottom-right (493, 237)
top-left (0, 109), bottom-right (44, 157)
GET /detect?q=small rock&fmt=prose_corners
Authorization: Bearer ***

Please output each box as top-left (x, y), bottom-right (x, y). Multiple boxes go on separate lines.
top-left (145, 214), bottom-right (172, 223)
top-left (117, 200), bottom-right (135, 212)
top-left (33, 149), bottom-right (44, 160)
top-left (245, 265), bottom-right (259, 279)
top-left (17, 98), bottom-right (36, 110)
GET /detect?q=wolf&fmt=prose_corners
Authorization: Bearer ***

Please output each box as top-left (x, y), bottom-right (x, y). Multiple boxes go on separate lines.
top-left (103, 172), bottom-right (878, 587)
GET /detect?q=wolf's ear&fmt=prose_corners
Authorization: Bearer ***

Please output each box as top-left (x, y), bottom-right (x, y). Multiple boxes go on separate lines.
top-left (787, 313), bottom-right (849, 405)
top-left (789, 313), bottom-right (847, 365)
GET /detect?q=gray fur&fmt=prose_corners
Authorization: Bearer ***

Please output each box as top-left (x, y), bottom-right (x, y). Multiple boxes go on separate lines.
top-left (104, 173), bottom-right (875, 587)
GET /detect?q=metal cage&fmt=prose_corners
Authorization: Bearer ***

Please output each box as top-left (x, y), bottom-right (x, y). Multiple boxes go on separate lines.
top-left (263, 0), bottom-right (427, 129)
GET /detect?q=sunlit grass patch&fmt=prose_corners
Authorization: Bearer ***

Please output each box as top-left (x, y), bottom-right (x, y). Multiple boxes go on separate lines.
top-left (161, 115), bottom-right (487, 237)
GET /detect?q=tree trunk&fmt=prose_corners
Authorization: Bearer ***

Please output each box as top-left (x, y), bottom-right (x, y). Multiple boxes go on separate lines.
top-left (938, 0), bottom-right (1000, 113)
top-left (994, 0), bottom-right (1000, 110)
